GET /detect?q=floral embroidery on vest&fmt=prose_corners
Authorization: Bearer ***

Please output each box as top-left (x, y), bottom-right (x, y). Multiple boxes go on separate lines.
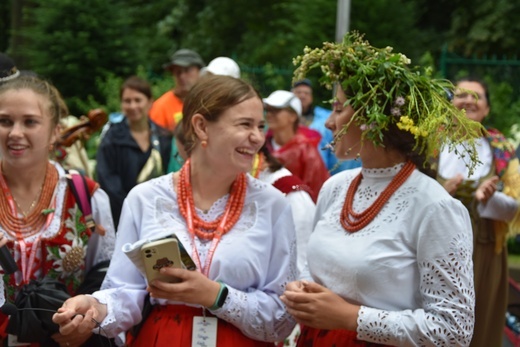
top-left (1, 182), bottom-right (95, 302)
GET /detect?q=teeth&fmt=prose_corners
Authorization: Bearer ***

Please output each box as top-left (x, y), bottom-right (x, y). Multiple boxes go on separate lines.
top-left (237, 148), bottom-right (254, 155)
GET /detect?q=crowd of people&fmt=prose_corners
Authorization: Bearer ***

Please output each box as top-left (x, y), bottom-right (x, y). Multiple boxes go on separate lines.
top-left (0, 30), bottom-right (519, 347)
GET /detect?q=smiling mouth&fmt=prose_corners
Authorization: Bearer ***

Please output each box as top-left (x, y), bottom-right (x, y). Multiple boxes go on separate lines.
top-left (236, 148), bottom-right (256, 156)
top-left (8, 144), bottom-right (27, 150)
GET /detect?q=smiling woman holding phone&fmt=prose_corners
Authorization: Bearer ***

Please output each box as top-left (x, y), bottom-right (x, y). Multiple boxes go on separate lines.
top-left (53, 75), bottom-right (297, 347)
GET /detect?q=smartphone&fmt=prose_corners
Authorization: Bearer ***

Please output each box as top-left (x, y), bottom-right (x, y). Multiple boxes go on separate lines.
top-left (170, 234), bottom-right (197, 271)
top-left (140, 238), bottom-right (183, 283)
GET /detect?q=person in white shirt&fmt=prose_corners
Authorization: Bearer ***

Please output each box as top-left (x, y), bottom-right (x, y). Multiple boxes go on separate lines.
top-left (53, 75), bottom-right (297, 346)
top-left (438, 77), bottom-right (520, 347)
top-left (281, 32), bottom-right (483, 346)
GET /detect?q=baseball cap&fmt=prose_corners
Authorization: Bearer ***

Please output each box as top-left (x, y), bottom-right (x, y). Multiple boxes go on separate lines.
top-left (292, 78), bottom-right (312, 89)
top-left (201, 57), bottom-right (240, 78)
top-left (163, 49), bottom-right (205, 70)
top-left (263, 90), bottom-right (302, 116)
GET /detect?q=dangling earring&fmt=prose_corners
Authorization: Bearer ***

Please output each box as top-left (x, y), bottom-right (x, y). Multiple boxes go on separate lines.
top-left (201, 140), bottom-right (208, 149)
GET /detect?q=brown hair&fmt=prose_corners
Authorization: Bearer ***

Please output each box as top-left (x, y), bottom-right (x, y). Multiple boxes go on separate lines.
top-left (182, 74), bottom-right (260, 155)
top-left (0, 75), bottom-right (68, 126)
top-left (120, 75), bottom-right (152, 100)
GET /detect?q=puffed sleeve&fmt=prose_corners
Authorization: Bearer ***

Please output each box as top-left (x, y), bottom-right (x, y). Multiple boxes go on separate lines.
top-left (357, 198), bottom-right (475, 346)
top-left (90, 196), bottom-right (148, 339)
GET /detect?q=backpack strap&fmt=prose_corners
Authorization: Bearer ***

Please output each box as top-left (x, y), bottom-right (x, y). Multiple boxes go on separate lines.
top-left (65, 169), bottom-right (96, 233)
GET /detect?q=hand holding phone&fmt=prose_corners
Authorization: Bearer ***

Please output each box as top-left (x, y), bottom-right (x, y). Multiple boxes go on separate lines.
top-left (140, 238), bottom-right (183, 283)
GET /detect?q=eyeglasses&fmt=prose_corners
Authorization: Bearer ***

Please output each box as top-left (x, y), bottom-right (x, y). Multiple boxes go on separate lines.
top-left (453, 92), bottom-right (485, 102)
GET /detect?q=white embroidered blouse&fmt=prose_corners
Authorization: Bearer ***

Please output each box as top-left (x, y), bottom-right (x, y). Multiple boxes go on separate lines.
top-left (304, 164), bottom-right (475, 346)
top-left (94, 173), bottom-right (298, 343)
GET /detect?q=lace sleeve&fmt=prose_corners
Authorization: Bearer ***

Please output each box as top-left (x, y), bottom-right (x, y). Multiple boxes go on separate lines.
top-left (357, 199), bottom-right (475, 346)
top-left (209, 203), bottom-right (298, 342)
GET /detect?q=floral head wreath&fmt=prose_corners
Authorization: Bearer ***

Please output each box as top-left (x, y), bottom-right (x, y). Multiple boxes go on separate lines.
top-left (293, 31), bottom-right (484, 173)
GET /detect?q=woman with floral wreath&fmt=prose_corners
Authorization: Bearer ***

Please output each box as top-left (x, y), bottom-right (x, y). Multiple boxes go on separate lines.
top-left (437, 77), bottom-right (520, 347)
top-left (0, 75), bottom-right (115, 346)
top-left (52, 74), bottom-right (297, 346)
top-left (280, 32), bottom-right (483, 346)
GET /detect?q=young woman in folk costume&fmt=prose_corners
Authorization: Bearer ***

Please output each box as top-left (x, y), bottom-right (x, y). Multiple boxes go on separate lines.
top-left (0, 76), bottom-right (115, 346)
top-left (437, 77), bottom-right (520, 347)
top-left (281, 32), bottom-right (484, 346)
top-left (53, 75), bottom-right (297, 346)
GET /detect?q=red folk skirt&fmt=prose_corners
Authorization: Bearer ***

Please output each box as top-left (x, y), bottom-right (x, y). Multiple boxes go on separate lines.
top-left (296, 326), bottom-right (389, 347)
top-left (126, 304), bottom-right (273, 347)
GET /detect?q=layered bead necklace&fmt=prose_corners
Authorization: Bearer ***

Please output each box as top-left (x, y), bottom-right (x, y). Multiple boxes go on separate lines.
top-left (177, 158), bottom-right (247, 240)
top-left (341, 161), bottom-right (415, 232)
top-left (0, 162), bottom-right (59, 239)
top-left (177, 158), bottom-right (247, 276)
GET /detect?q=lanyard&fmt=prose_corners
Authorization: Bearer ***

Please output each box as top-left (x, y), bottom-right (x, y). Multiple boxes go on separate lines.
top-left (185, 203), bottom-right (230, 277)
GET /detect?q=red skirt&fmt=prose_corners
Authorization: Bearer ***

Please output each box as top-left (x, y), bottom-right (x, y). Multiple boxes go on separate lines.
top-left (126, 304), bottom-right (273, 347)
top-left (296, 326), bottom-right (389, 347)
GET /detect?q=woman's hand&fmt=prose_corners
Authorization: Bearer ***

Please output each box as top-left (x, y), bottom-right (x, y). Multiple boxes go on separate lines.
top-left (475, 176), bottom-right (499, 203)
top-left (443, 174), bottom-right (464, 195)
top-left (94, 224), bottom-right (106, 236)
top-left (148, 267), bottom-right (221, 308)
top-left (52, 295), bottom-right (107, 338)
top-left (281, 280), bottom-right (359, 331)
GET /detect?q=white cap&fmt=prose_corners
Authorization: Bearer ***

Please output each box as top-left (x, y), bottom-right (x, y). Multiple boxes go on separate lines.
top-left (201, 57), bottom-right (241, 78)
top-left (263, 90), bottom-right (302, 116)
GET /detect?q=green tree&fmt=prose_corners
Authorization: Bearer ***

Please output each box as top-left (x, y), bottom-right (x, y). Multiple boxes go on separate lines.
top-left (19, 0), bottom-right (139, 115)
top-left (448, 0), bottom-right (520, 57)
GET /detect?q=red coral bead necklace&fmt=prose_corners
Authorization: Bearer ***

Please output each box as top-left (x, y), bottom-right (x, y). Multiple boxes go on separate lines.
top-left (341, 161), bottom-right (415, 232)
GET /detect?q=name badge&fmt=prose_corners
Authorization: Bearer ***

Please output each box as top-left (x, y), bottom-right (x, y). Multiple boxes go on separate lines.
top-left (192, 316), bottom-right (217, 347)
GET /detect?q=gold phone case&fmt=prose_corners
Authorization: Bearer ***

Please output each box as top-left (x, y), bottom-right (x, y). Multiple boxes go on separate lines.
top-left (140, 238), bottom-right (183, 283)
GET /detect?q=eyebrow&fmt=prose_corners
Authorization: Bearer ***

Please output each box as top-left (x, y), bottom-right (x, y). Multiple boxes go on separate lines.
top-left (235, 117), bottom-right (263, 123)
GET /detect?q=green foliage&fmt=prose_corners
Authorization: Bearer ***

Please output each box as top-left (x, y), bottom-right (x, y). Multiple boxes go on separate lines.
top-left (294, 32), bottom-right (485, 172)
top-left (19, 0), bottom-right (139, 115)
top-left (449, 0), bottom-right (520, 57)
top-left (2, 0), bottom-right (519, 125)
top-left (0, 0), bottom-right (10, 52)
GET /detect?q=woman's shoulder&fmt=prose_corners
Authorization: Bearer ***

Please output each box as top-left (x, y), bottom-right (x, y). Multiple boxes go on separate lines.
top-left (246, 174), bottom-right (289, 207)
top-left (126, 173), bottom-right (174, 201)
top-left (322, 168), bottom-right (360, 190)
top-left (408, 170), bottom-right (464, 207)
